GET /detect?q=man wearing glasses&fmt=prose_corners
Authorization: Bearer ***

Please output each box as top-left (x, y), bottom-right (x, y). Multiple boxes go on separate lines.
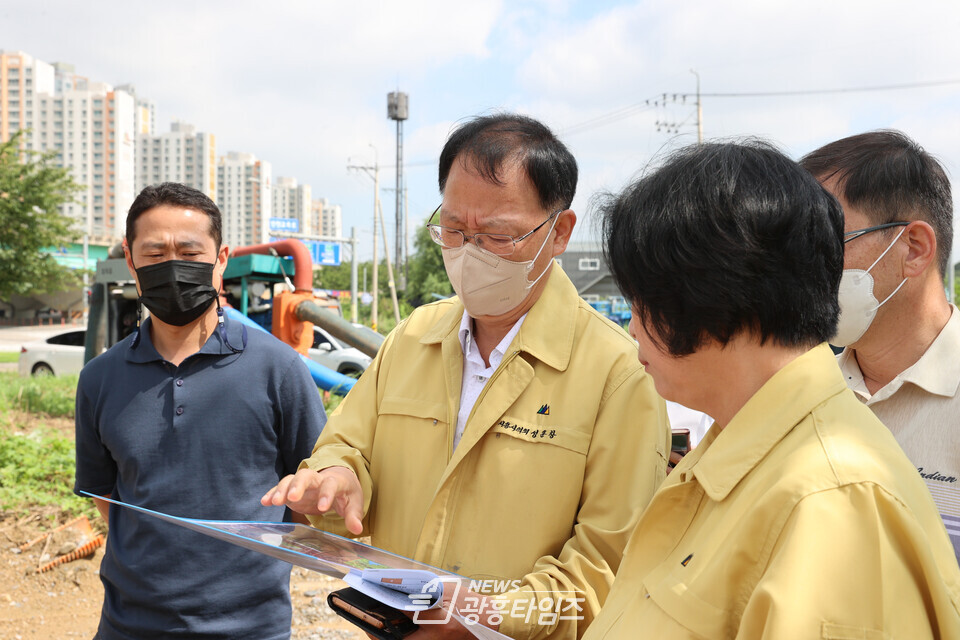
top-left (264, 113), bottom-right (669, 639)
top-left (801, 130), bottom-right (960, 563)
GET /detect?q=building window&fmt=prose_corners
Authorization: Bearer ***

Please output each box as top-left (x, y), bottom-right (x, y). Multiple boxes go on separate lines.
top-left (578, 258), bottom-right (600, 271)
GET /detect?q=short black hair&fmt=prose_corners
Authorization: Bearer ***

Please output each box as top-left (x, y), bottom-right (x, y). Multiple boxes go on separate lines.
top-left (600, 140), bottom-right (844, 357)
top-left (800, 130), bottom-right (953, 276)
top-left (126, 182), bottom-right (223, 249)
top-left (438, 113), bottom-right (578, 212)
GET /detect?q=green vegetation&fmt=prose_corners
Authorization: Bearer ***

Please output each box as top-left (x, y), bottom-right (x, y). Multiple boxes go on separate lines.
top-left (0, 372), bottom-right (77, 417)
top-left (0, 372), bottom-right (84, 518)
top-left (0, 129), bottom-right (84, 305)
top-left (0, 371), bottom-right (342, 520)
top-left (404, 225), bottom-right (452, 307)
top-left (0, 351), bottom-right (18, 363)
top-left (0, 425), bottom-right (92, 519)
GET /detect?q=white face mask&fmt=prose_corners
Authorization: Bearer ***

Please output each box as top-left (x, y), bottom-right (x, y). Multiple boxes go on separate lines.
top-left (442, 214), bottom-right (559, 318)
top-left (832, 226), bottom-right (907, 347)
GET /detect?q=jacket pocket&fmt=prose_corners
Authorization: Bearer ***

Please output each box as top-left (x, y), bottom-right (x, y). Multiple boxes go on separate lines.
top-left (379, 396), bottom-right (446, 422)
top-left (643, 570), bottom-right (729, 639)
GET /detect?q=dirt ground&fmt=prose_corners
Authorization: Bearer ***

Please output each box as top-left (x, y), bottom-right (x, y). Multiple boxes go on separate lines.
top-left (0, 414), bottom-right (364, 640)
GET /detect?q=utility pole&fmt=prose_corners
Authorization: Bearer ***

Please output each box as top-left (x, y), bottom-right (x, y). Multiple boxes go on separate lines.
top-left (350, 226), bottom-right (358, 323)
top-left (347, 147), bottom-right (380, 330)
top-left (388, 91), bottom-right (408, 290)
top-left (376, 197), bottom-right (402, 324)
top-left (383, 185), bottom-right (411, 283)
top-left (691, 69), bottom-right (703, 144)
top-left (404, 186), bottom-right (409, 285)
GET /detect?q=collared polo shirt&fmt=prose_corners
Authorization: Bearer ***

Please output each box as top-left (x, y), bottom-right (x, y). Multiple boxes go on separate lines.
top-left (839, 305), bottom-right (960, 559)
top-left (75, 315), bottom-right (325, 640)
top-left (583, 344), bottom-right (960, 639)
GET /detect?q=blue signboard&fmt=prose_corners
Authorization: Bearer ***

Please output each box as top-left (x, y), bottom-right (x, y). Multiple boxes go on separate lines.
top-left (269, 217), bottom-right (300, 233)
top-left (307, 241), bottom-right (341, 266)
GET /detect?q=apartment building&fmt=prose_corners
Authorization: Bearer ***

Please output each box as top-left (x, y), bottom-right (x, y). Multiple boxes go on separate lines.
top-left (0, 50), bottom-right (54, 148)
top-left (34, 82), bottom-right (135, 241)
top-left (137, 121), bottom-right (216, 197)
top-left (272, 176), bottom-right (311, 235)
top-left (1, 52), bottom-right (137, 241)
top-left (217, 151), bottom-right (272, 248)
top-left (311, 197), bottom-right (342, 239)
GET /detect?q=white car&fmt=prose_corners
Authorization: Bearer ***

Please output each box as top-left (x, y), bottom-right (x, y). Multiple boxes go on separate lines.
top-left (308, 326), bottom-right (373, 377)
top-left (19, 329), bottom-right (86, 376)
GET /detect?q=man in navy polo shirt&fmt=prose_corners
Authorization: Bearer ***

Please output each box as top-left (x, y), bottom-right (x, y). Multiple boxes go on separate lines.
top-left (74, 182), bottom-right (325, 640)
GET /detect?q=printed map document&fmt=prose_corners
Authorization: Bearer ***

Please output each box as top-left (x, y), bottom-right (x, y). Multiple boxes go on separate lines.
top-left (83, 493), bottom-right (511, 639)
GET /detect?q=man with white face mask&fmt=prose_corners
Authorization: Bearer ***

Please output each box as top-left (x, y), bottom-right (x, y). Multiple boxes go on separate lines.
top-left (264, 113), bottom-right (670, 639)
top-left (802, 130), bottom-right (960, 563)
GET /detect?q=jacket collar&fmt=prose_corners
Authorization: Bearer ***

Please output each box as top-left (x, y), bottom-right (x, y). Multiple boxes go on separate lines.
top-left (684, 343), bottom-right (848, 502)
top-left (420, 263), bottom-right (579, 372)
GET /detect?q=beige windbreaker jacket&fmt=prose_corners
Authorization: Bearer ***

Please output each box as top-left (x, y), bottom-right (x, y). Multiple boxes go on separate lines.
top-left (303, 265), bottom-right (669, 639)
top-left (584, 344), bottom-right (960, 639)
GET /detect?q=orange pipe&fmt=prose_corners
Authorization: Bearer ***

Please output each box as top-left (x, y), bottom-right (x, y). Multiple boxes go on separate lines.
top-left (231, 239), bottom-right (313, 293)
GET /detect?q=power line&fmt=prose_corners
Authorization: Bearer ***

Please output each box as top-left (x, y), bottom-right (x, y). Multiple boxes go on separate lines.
top-left (695, 78), bottom-right (960, 98)
top-left (559, 77), bottom-right (960, 137)
top-left (389, 77), bottom-right (960, 165)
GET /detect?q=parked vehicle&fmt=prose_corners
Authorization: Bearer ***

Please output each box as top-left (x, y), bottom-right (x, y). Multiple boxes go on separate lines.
top-left (19, 329), bottom-right (86, 376)
top-left (308, 326), bottom-right (372, 377)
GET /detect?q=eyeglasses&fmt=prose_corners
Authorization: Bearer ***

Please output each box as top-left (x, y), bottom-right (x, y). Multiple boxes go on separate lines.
top-left (843, 221), bottom-right (909, 244)
top-left (425, 205), bottom-right (562, 257)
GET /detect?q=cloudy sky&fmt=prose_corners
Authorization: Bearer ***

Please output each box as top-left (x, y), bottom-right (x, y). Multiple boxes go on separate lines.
top-left (3, 0), bottom-right (960, 259)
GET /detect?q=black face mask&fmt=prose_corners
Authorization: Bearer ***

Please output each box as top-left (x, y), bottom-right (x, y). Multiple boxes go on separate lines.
top-left (135, 260), bottom-right (219, 326)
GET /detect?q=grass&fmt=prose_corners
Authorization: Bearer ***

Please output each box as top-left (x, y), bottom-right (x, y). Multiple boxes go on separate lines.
top-left (0, 351), bottom-right (18, 363)
top-left (0, 371), bottom-right (342, 521)
top-left (0, 372), bottom-right (78, 417)
top-left (0, 424), bottom-right (95, 519)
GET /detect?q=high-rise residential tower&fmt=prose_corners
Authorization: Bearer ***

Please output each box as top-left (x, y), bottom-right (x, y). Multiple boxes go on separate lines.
top-left (0, 50), bottom-right (55, 148)
top-left (137, 121), bottom-right (216, 198)
top-left (35, 81), bottom-right (136, 241)
top-left (311, 198), bottom-right (342, 239)
top-left (272, 177), bottom-right (312, 235)
top-left (217, 151), bottom-right (272, 248)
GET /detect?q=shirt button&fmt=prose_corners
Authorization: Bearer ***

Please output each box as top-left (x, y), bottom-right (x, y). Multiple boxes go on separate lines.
top-left (176, 379), bottom-right (183, 387)
top-left (176, 406), bottom-right (184, 415)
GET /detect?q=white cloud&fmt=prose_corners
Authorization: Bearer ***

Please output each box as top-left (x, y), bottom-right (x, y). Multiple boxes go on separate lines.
top-left (3, 0), bottom-right (959, 258)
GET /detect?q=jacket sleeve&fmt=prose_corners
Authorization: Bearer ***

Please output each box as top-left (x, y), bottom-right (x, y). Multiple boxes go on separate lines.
top-left (496, 366), bottom-right (670, 640)
top-left (737, 482), bottom-right (960, 640)
top-left (298, 324), bottom-right (398, 536)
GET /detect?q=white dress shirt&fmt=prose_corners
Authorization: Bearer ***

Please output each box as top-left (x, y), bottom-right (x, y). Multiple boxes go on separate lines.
top-left (454, 310), bottom-right (526, 449)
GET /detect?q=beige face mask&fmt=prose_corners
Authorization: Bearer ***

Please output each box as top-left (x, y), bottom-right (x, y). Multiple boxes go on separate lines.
top-left (442, 214), bottom-right (558, 317)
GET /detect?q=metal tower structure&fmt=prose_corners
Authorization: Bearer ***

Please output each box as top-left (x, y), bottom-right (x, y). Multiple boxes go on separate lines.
top-left (387, 91), bottom-right (408, 288)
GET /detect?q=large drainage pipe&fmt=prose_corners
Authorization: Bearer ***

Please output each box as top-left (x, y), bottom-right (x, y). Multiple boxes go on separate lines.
top-left (223, 307), bottom-right (356, 395)
top-left (231, 240), bottom-right (314, 293)
top-left (294, 300), bottom-right (384, 359)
